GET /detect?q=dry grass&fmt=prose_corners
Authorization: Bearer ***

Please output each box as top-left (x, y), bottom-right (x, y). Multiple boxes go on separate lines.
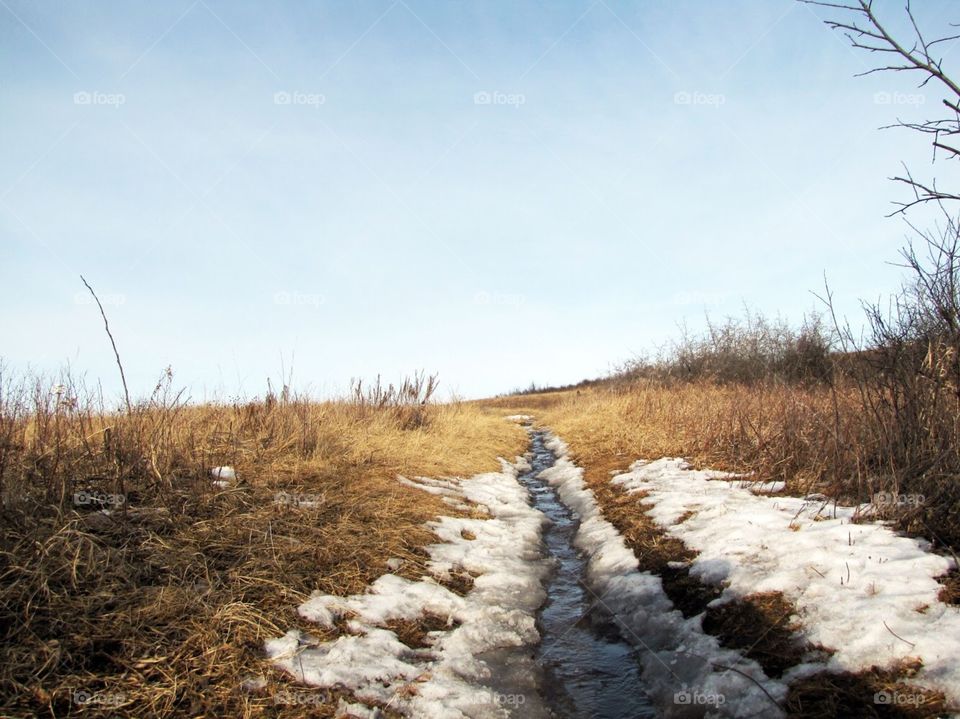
top-left (485, 381), bottom-right (867, 495)
top-left (485, 378), bottom-right (960, 554)
top-left (785, 659), bottom-right (949, 719)
top-left (0, 373), bottom-right (526, 718)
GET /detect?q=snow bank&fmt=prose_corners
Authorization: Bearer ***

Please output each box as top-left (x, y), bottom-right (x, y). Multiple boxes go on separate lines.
top-left (613, 457), bottom-right (960, 707)
top-left (266, 458), bottom-right (550, 718)
top-left (539, 435), bottom-right (787, 719)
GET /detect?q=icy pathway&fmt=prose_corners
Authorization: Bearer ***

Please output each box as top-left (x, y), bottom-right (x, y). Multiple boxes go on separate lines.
top-left (539, 435), bottom-right (787, 718)
top-left (613, 456), bottom-right (960, 711)
top-left (520, 431), bottom-right (656, 718)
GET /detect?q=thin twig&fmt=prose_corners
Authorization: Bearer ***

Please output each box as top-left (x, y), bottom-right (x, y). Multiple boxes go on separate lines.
top-left (81, 276), bottom-right (132, 414)
top-left (883, 620), bottom-right (917, 648)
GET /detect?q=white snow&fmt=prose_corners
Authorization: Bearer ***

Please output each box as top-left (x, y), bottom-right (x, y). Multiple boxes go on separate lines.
top-left (503, 415), bottom-right (532, 422)
top-left (538, 435), bottom-right (787, 718)
top-left (612, 457), bottom-right (960, 708)
top-left (210, 466), bottom-right (235, 487)
top-left (266, 458), bottom-right (550, 718)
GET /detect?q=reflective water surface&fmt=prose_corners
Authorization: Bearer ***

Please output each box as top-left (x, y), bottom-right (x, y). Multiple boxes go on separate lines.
top-left (520, 431), bottom-right (657, 718)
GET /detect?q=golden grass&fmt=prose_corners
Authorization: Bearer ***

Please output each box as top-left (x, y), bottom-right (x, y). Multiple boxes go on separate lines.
top-left (484, 380), bottom-right (871, 497)
top-left (0, 384), bottom-right (526, 718)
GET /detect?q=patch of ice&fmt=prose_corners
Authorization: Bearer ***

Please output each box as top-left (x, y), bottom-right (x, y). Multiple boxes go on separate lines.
top-left (612, 457), bottom-right (960, 708)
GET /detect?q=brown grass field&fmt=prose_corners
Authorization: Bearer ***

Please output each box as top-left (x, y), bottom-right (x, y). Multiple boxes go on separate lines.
top-left (1, 361), bottom-right (958, 718)
top-left (0, 375), bottom-right (526, 718)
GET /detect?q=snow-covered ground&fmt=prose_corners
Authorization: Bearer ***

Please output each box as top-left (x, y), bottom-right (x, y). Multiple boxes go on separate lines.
top-left (612, 456), bottom-right (960, 711)
top-left (266, 457), bottom-right (553, 718)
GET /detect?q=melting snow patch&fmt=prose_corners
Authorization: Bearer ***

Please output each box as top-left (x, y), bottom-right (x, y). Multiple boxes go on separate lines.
top-left (539, 435), bottom-right (787, 719)
top-left (266, 458), bottom-right (550, 718)
top-left (612, 457), bottom-right (960, 709)
top-left (210, 466), bottom-right (235, 487)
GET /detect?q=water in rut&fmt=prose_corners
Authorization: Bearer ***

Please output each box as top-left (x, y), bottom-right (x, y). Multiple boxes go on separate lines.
top-left (521, 431), bottom-right (657, 718)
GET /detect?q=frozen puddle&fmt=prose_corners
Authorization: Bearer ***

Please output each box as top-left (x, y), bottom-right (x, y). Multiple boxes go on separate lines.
top-left (520, 431), bottom-right (656, 718)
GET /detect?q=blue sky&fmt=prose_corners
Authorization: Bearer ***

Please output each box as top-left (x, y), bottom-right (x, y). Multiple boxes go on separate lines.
top-left (2, 0), bottom-right (956, 400)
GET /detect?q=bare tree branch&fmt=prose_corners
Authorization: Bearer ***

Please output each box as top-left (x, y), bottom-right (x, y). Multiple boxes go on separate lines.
top-left (801, 0), bottom-right (960, 212)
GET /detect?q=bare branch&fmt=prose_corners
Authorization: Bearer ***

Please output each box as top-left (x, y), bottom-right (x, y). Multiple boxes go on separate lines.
top-left (80, 276), bottom-right (132, 414)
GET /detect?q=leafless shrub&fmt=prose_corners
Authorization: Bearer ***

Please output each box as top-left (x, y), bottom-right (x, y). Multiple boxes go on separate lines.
top-left (618, 310), bottom-right (834, 385)
top-left (350, 371), bottom-right (439, 429)
top-left (822, 205), bottom-right (960, 545)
